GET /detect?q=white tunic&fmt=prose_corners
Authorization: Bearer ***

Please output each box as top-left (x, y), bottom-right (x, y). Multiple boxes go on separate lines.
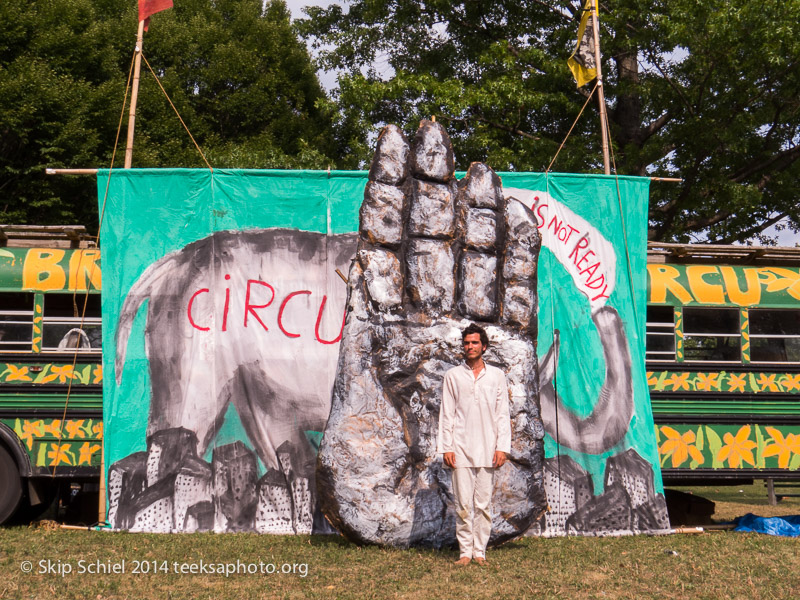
top-left (437, 363), bottom-right (511, 468)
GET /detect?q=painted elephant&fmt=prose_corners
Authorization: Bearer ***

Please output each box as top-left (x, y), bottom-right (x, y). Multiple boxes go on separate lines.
top-left (110, 229), bottom-right (357, 532)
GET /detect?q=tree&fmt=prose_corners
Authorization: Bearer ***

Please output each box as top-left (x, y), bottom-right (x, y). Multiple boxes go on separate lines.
top-left (299, 0), bottom-right (800, 244)
top-left (0, 0), bottom-right (335, 228)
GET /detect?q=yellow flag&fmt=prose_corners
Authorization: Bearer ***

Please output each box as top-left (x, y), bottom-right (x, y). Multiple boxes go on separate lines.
top-left (568, 0), bottom-right (597, 87)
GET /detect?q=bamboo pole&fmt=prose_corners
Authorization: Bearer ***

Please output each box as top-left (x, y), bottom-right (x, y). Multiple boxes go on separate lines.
top-left (98, 442), bottom-right (106, 525)
top-left (45, 168), bottom-right (99, 175)
top-left (97, 18), bottom-right (146, 529)
top-left (590, 0), bottom-right (611, 175)
top-left (124, 20), bottom-right (146, 169)
top-left (671, 527), bottom-right (704, 534)
top-left (45, 169), bottom-right (685, 183)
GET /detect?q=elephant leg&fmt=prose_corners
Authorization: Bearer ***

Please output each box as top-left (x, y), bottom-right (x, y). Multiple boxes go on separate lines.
top-left (225, 362), bottom-right (322, 479)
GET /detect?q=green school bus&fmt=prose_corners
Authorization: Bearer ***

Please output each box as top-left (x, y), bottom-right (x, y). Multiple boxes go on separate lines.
top-left (2, 231), bottom-right (799, 523)
top-left (0, 229), bottom-right (102, 524)
top-left (647, 244), bottom-right (800, 486)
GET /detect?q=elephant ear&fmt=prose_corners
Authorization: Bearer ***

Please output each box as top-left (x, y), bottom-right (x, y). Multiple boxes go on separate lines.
top-left (114, 254), bottom-right (179, 384)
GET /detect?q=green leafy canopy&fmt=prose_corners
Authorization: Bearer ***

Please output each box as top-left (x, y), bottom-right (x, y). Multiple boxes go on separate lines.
top-left (1, 0), bottom-right (336, 229)
top-left (299, 0), bottom-right (800, 243)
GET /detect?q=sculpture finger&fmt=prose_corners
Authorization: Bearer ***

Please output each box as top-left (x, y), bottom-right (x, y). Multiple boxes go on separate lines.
top-left (405, 120), bottom-right (458, 314)
top-left (410, 119), bottom-right (454, 181)
top-left (500, 198), bottom-right (541, 332)
top-left (358, 125), bottom-right (410, 311)
top-left (455, 162), bottom-right (505, 321)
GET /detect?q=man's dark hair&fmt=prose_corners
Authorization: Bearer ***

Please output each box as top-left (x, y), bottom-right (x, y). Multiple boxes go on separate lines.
top-left (461, 323), bottom-right (489, 347)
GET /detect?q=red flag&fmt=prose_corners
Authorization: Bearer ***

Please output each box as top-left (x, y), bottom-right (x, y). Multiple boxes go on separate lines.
top-left (139, 0), bottom-right (173, 30)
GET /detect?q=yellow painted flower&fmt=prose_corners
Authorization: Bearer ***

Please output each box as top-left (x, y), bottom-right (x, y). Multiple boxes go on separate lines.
top-left (726, 373), bottom-right (747, 393)
top-left (92, 422), bottom-right (103, 438)
top-left (47, 443), bottom-right (74, 466)
top-left (43, 420), bottom-right (62, 436)
top-left (717, 426), bottom-right (757, 468)
top-left (3, 365), bottom-right (33, 382)
top-left (695, 373), bottom-right (720, 391)
top-left (776, 432), bottom-right (800, 462)
top-left (64, 420), bottom-right (86, 439)
top-left (780, 374), bottom-right (800, 392)
top-left (92, 365), bottom-right (103, 384)
top-left (41, 364), bottom-right (78, 384)
top-left (666, 373), bottom-right (691, 391)
top-left (78, 442), bottom-right (101, 466)
top-left (756, 373), bottom-right (779, 392)
top-left (763, 427), bottom-right (795, 468)
top-left (18, 420), bottom-right (44, 450)
top-left (646, 371), bottom-right (658, 386)
top-left (659, 426), bottom-right (705, 468)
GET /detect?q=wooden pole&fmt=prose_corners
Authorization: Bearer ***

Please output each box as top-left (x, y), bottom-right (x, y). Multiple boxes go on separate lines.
top-left (44, 169), bottom-right (685, 183)
top-left (124, 20), bottom-right (146, 169)
top-left (101, 19), bottom-right (146, 527)
top-left (45, 168), bottom-right (99, 175)
top-left (590, 0), bottom-right (611, 175)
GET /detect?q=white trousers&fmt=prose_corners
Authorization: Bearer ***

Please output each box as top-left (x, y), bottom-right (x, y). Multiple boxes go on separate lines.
top-left (452, 466), bottom-right (493, 559)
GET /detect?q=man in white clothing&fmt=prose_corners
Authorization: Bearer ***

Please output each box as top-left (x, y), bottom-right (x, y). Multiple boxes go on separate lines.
top-left (438, 323), bottom-right (511, 566)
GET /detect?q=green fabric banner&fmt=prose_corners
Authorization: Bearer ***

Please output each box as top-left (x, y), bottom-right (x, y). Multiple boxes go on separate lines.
top-left (99, 168), bottom-right (664, 536)
top-left (502, 174), bottom-right (655, 498)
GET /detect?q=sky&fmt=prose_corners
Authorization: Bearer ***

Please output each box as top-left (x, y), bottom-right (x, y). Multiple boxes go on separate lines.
top-left (284, 0), bottom-right (337, 20)
top-left (284, 1), bottom-right (342, 90)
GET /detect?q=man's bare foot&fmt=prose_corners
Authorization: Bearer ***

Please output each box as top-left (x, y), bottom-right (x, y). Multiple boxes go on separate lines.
top-left (454, 557), bottom-right (472, 566)
top-left (475, 557), bottom-right (489, 566)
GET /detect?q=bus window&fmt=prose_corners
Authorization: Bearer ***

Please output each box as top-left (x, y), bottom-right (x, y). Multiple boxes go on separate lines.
top-left (750, 309), bottom-right (800, 363)
top-left (41, 294), bottom-right (102, 352)
top-left (683, 307), bottom-right (740, 362)
top-left (0, 293), bottom-right (34, 352)
top-left (646, 305), bottom-right (675, 361)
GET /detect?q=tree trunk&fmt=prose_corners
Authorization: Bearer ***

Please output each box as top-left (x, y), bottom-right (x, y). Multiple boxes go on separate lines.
top-left (612, 49), bottom-right (643, 174)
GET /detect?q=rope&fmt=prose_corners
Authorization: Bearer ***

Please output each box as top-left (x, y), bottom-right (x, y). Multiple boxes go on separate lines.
top-left (604, 108), bottom-right (641, 330)
top-left (52, 49), bottom-right (138, 476)
top-left (543, 174), bottom-right (564, 535)
top-left (543, 81), bottom-right (636, 535)
top-left (546, 80), bottom-right (599, 173)
top-left (543, 80), bottom-right (600, 532)
top-left (140, 53), bottom-right (213, 172)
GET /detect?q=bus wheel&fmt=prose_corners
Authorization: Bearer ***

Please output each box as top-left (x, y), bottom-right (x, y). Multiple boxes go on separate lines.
top-left (0, 445), bottom-right (23, 525)
top-left (13, 479), bottom-right (58, 524)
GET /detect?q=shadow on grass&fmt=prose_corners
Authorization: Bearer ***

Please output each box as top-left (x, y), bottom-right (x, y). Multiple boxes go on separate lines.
top-left (307, 532), bottom-right (530, 560)
top-left (669, 481), bottom-right (800, 523)
top-left (308, 533), bottom-right (350, 548)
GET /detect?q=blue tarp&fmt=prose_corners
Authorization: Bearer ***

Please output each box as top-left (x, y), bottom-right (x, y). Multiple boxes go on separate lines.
top-left (734, 513), bottom-right (800, 537)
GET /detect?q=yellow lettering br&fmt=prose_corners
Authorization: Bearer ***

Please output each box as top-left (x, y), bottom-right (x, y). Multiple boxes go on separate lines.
top-left (22, 249), bottom-right (67, 291)
top-left (68, 250), bottom-right (102, 291)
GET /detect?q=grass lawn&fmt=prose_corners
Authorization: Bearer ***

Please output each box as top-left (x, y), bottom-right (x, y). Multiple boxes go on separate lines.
top-left (1, 482), bottom-right (798, 600)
